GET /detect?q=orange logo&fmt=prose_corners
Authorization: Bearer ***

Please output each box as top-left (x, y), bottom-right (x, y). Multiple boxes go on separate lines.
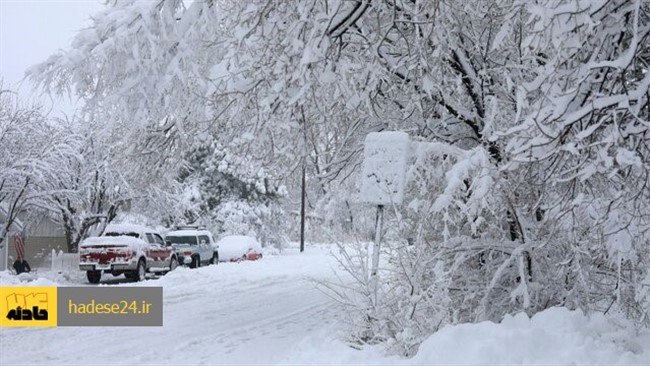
top-left (0, 287), bottom-right (57, 327)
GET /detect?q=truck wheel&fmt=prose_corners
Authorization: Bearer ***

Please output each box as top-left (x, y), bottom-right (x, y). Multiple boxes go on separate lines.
top-left (190, 255), bottom-right (200, 269)
top-left (169, 256), bottom-right (178, 272)
top-left (210, 252), bottom-right (219, 265)
top-left (135, 259), bottom-right (146, 281)
top-left (87, 270), bottom-right (101, 284)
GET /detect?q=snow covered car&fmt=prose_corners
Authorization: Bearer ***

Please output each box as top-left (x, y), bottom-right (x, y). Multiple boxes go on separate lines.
top-left (164, 226), bottom-right (219, 268)
top-left (79, 224), bottom-right (178, 284)
top-left (216, 235), bottom-right (263, 262)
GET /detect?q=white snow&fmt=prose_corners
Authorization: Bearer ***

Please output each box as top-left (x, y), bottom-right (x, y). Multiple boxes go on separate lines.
top-left (616, 148), bottom-right (642, 167)
top-left (0, 245), bottom-right (648, 365)
top-left (165, 229), bottom-right (206, 237)
top-left (103, 223), bottom-right (153, 235)
top-left (79, 236), bottom-right (146, 247)
top-left (409, 308), bottom-right (649, 366)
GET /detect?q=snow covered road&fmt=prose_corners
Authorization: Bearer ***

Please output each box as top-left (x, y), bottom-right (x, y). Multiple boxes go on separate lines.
top-left (0, 247), bottom-right (346, 365)
top-left (1, 245), bottom-right (648, 366)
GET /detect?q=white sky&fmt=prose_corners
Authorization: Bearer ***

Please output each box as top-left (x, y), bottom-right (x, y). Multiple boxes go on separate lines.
top-left (0, 0), bottom-right (103, 111)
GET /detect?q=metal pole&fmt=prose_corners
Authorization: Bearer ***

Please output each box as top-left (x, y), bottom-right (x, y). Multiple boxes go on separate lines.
top-left (371, 204), bottom-right (384, 305)
top-left (300, 162), bottom-right (306, 253)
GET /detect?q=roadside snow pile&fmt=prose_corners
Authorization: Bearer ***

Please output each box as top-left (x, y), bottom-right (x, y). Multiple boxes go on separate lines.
top-left (409, 307), bottom-right (649, 365)
top-left (0, 270), bottom-right (61, 287)
top-left (283, 307), bottom-right (649, 366)
top-left (0, 269), bottom-right (86, 287)
top-left (0, 270), bottom-right (22, 285)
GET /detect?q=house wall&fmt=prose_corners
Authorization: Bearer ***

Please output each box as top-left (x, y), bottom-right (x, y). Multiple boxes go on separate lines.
top-left (18, 213), bottom-right (65, 237)
top-left (2, 211), bottom-right (68, 270)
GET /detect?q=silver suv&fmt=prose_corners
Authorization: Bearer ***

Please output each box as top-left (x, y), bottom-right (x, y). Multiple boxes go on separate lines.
top-left (164, 226), bottom-right (219, 268)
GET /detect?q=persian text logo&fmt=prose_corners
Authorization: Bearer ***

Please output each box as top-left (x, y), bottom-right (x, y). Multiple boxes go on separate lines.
top-left (0, 287), bottom-right (58, 327)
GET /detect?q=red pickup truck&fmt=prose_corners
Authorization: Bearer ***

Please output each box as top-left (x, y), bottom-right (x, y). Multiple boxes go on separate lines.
top-left (79, 224), bottom-right (178, 284)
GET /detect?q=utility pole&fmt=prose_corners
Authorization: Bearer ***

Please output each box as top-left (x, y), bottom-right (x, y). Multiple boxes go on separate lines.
top-left (299, 105), bottom-right (308, 253)
top-left (300, 162), bottom-right (306, 252)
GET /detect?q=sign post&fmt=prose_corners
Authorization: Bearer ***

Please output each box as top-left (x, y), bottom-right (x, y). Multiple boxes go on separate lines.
top-left (359, 131), bottom-right (409, 305)
top-left (371, 205), bottom-right (384, 277)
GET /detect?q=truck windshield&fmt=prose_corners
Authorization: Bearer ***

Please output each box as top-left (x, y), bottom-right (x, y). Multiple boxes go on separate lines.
top-left (166, 235), bottom-right (197, 245)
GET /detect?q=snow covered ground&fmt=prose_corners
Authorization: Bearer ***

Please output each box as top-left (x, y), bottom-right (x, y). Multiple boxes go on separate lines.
top-left (1, 245), bottom-right (648, 365)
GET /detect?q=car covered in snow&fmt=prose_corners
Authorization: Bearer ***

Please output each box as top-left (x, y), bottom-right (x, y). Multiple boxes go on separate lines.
top-left (79, 224), bottom-right (178, 284)
top-left (164, 226), bottom-right (219, 268)
top-left (216, 235), bottom-right (263, 262)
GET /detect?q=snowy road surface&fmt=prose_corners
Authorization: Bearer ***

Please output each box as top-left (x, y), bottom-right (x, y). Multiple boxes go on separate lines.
top-left (1, 245), bottom-right (649, 365)
top-left (0, 247), bottom-right (351, 365)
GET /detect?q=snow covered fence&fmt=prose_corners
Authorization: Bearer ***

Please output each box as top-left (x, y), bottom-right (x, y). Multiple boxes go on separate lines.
top-left (51, 250), bottom-right (79, 273)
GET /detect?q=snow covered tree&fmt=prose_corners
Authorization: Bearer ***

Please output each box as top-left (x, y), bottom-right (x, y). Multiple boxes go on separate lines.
top-left (33, 118), bottom-right (129, 253)
top-left (504, 0), bottom-right (650, 325)
top-left (176, 139), bottom-right (288, 246)
top-left (27, 0), bottom-right (373, 242)
top-left (323, 0), bottom-right (650, 354)
top-left (0, 86), bottom-right (80, 248)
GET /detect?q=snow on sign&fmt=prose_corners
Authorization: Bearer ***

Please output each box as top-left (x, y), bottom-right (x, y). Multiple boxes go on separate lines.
top-left (360, 131), bottom-right (410, 205)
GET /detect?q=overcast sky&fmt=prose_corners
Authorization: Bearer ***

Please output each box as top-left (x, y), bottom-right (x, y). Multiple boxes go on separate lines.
top-left (0, 0), bottom-right (103, 111)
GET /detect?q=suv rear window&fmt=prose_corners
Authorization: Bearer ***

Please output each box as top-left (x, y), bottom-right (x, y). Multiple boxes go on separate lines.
top-left (104, 231), bottom-right (140, 238)
top-left (166, 235), bottom-right (198, 245)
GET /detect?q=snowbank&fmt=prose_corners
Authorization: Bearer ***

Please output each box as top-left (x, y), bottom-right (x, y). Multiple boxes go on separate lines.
top-left (0, 270), bottom-right (61, 287)
top-left (284, 308), bottom-right (649, 365)
top-left (0, 269), bottom-right (86, 287)
top-left (409, 307), bottom-right (649, 366)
